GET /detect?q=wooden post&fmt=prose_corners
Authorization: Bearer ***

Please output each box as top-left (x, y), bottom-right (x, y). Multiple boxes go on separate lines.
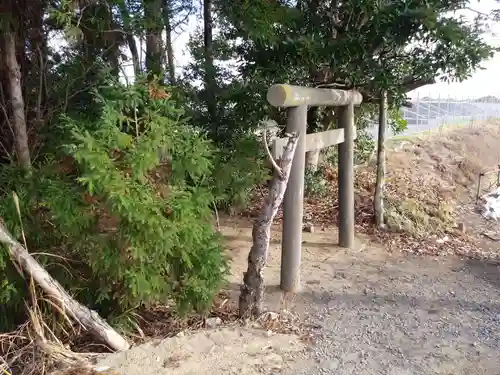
top-left (374, 90), bottom-right (388, 227)
top-left (337, 104), bottom-right (355, 248)
top-left (266, 84), bottom-right (362, 290)
top-left (280, 105), bottom-right (307, 292)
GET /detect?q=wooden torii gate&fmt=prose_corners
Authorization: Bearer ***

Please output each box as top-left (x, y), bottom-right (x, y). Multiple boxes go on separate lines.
top-left (267, 84), bottom-right (362, 292)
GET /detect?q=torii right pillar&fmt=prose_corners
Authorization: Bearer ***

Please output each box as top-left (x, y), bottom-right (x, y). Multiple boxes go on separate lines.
top-left (337, 104), bottom-right (355, 248)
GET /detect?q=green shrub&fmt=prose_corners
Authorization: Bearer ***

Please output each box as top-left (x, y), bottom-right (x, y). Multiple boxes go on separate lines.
top-left (0, 80), bottom-right (229, 330)
top-left (210, 134), bottom-right (268, 213)
top-left (304, 166), bottom-right (329, 199)
top-left (354, 130), bottom-right (376, 165)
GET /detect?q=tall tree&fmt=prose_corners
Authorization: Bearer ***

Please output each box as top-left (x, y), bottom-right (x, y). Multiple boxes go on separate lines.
top-left (164, 0), bottom-right (176, 83)
top-left (203, 0), bottom-right (217, 120)
top-left (3, 31), bottom-right (31, 169)
top-left (215, 0), bottom-right (494, 131)
top-left (144, 0), bottom-right (164, 78)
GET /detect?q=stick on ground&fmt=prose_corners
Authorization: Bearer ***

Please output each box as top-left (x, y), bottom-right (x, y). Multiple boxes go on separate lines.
top-left (0, 219), bottom-right (130, 352)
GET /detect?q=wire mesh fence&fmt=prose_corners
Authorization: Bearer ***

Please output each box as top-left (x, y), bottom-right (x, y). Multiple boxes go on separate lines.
top-left (367, 95), bottom-right (500, 139)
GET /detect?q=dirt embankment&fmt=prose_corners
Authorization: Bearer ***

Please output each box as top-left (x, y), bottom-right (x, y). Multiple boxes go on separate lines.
top-left (361, 121), bottom-right (500, 256)
top-left (384, 122), bottom-right (500, 196)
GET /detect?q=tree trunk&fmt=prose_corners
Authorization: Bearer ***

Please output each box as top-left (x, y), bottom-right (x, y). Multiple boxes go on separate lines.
top-left (374, 90), bottom-right (387, 228)
top-left (144, 0), bottom-right (164, 79)
top-left (305, 149), bottom-right (320, 171)
top-left (29, 0), bottom-right (49, 129)
top-left (119, 2), bottom-right (141, 77)
top-left (0, 220), bottom-right (130, 352)
top-left (127, 34), bottom-right (141, 77)
top-left (164, 0), bottom-right (176, 84)
top-left (4, 32), bottom-right (31, 169)
top-left (203, 0), bottom-right (216, 120)
top-left (239, 132), bottom-right (300, 319)
top-left (305, 106), bottom-right (321, 170)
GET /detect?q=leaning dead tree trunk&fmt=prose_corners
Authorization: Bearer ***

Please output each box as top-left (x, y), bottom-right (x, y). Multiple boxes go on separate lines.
top-left (239, 130), bottom-right (300, 319)
top-left (0, 220), bottom-right (130, 352)
top-left (374, 90), bottom-right (388, 228)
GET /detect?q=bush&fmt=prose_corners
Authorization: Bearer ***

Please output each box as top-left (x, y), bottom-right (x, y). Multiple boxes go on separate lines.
top-left (354, 130), bottom-right (376, 165)
top-left (304, 166), bottom-right (329, 199)
top-left (0, 80), bottom-right (229, 331)
top-left (210, 134), bottom-right (268, 213)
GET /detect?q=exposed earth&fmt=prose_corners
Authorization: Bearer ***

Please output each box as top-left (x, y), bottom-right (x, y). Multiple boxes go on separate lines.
top-left (95, 122), bottom-right (500, 375)
top-left (95, 223), bottom-right (500, 375)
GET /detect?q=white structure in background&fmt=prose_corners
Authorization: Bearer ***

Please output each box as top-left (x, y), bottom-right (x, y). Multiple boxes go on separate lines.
top-left (482, 187), bottom-right (500, 220)
top-left (367, 95), bottom-right (500, 139)
top-left (255, 119), bottom-right (281, 141)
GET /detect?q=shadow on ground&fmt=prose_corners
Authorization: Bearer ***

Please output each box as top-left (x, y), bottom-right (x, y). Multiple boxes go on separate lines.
top-left (463, 258), bottom-right (500, 289)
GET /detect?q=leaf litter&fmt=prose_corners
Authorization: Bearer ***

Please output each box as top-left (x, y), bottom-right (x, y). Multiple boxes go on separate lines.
top-left (244, 122), bottom-right (500, 262)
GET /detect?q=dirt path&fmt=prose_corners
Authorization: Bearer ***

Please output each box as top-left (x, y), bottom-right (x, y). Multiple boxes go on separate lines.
top-left (96, 222), bottom-right (500, 375)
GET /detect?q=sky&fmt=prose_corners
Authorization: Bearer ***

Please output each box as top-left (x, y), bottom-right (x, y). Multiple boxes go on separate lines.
top-left (411, 0), bottom-right (500, 99)
top-left (127, 0), bottom-right (500, 100)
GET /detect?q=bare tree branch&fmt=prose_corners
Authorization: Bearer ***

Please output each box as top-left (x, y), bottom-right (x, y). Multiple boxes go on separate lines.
top-left (262, 124), bottom-right (282, 176)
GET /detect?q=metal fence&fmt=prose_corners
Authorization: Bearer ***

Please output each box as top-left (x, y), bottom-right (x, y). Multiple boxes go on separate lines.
top-left (367, 95), bottom-right (500, 139)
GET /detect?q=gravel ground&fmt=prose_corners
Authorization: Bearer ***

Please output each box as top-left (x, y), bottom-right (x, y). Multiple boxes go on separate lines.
top-left (225, 224), bottom-right (500, 375)
top-left (96, 224), bottom-right (500, 375)
top-left (289, 255), bottom-right (500, 375)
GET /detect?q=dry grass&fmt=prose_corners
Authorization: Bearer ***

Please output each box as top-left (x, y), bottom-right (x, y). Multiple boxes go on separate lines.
top-left (384, 121), bottom-right (500, 189)
top-left (377, 122), bottom-right (500, 232)
top-left (0, 282), bottom-right (97, 375)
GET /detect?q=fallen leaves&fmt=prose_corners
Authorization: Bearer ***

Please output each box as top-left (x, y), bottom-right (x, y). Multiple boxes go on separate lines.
top-left (244, 162), bottom-right (496, 261)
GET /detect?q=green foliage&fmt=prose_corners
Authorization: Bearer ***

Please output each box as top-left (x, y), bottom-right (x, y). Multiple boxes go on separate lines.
top-left (0, 165), bottom-right (95, 329)
top-left (325, 147), bottom-right (338, 167)
top-left (304, 166), bottom-right (329, 199)
top-left (324, 106), bottom-right (380, 167)
top-left (389, 108), bottom-right (409, 135)
top-left (211, 0), bottom-right (494, 132)
top-left (324, 129), bottom-right (376, 167)
top-left (0, 81), bottom-right (229, 330)
top-left (354, 130), bottom-right (376, 165)
top-left (329, 104), bottom-right (407, 167)
top-left (210, 134), bottom-right (268, 212)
